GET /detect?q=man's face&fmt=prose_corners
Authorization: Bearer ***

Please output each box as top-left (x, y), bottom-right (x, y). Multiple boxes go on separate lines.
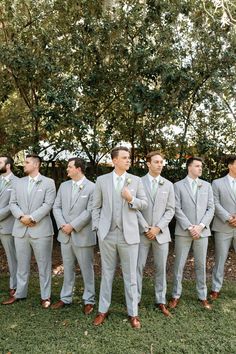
top-left (0, 157), bottom-right (7, 174)
top-left (188, 160), bottom-right (203, 178)
top-left (67, 160), bottom-right (80, 179)
top-left (147, 154), bottom-right (164, 176)
top-left (228, 160), bottom-right (236, 177)
top-left (113, 150), bottom-right (131, 172)
top-left (23, 157), bottom-right (38, 175)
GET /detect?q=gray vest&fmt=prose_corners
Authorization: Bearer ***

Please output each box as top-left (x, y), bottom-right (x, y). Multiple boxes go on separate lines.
top-left (110, 186), bottom-right (123, 231)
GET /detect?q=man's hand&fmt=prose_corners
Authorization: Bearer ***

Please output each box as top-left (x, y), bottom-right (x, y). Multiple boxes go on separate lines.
top-left (61, 224), bottom-right (73, 235)
top-left (20, 215), bottom-right (36, 227)
top-left (121, 187), bottom-right (133, 203)
top-left (145, 226), bottom-right (160, 240)
top-left (229, 215), bottom-right (236, 227)
top-left (189, 224), bottom-right (203, 240)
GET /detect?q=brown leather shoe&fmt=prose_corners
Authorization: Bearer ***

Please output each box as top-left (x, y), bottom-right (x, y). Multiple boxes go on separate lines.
top-left (128, 316), bottom-right (141, 329)
top-left (156, 303), bottom-right (172, 317)
top-left (41, 298), bottom-right (51, 309)
top-left (2, 296), bottom-right (20, 305)
top-left (199, 299), bottom-right (212, 310)
top-left (93, 312), bottom-right (109, 326)
top-left (51, 300), bottom-right (67, 309)
top-left (84, 304), bottom-right (94, 315)
top-left (210, 291), bottom-right (220, 300)
top-left (168, 298), bottom-right (179, 309)
top-left (9, 288), bottom-right (16, 297)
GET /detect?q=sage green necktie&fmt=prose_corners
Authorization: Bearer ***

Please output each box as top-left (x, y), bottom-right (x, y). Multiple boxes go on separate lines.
top-left (151, 179), bottom-right (158, 198)
top-left (28, 179), bottom-right (35, 195)
top-left (72, 182), bottom-right (79, 201)
top-left (116, 176), bottom-right (122, 194)
top-left (192, 180), bottom-right (198, 198)
top-left (0, 178), bottom-right (6, 191)
top-left (232, 180), bottom-right (236, 197)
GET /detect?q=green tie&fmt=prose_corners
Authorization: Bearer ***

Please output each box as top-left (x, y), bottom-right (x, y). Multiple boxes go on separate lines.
top-left (151, 179), bottom-right (158, 198)
top-left (72, 182), bottom-right (79, 201)
top-left (232, 180), bottom-right (236, 197)
top-left (28, 179), bottom-right (35, 194)
top-left (192, 180), bottom-right (198, 197)
top-left (0, 178), bottom-right (6, 191)
top-left (116, 176), bottom-right (122, 194)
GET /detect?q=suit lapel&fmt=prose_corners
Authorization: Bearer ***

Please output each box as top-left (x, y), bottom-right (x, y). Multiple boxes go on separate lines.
top-left (108, 172), bottom-right (113, 210)
top-left (70, 178), bottom-right (88, 209)
top-left (224, 176), bottom-right (236, 203)
top-left (183, 177), bottom-right (196, 204)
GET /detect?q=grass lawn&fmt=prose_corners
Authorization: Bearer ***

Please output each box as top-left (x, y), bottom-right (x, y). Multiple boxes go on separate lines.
top-left (0, 275), bottom-right (235, 354)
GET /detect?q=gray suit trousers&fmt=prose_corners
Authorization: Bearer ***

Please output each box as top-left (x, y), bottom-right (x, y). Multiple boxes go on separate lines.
top-left (0, 234), bottom-right (17, 289)
top-left (137, 235), bottom-right (169, 304)
top-left (14, 233), bottom-right (53, 299)
top-left (172, 235), bottom-right (208, 300)
top-left (212, 231), bottom-right (236, 292)
top-left (60, 239), bottom-right (95, 305)
top-left (98, 228), bottom-right (139, 316)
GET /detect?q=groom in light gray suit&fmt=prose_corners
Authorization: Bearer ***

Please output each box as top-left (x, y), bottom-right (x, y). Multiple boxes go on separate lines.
top-left (92, 146), bottom-right (148, 329)
top-left (210, 155), bottom-right (236, 300)
top-left (0, 156), bottom-right (18, 297)
top-left (169, 157), bottom-right (214, 310)
top-left (2, 154), bottom-right (56, 308)
top-left (52, 157), bottom-right (96, 315)
top-left (137, 151), bottom-right (175, 317)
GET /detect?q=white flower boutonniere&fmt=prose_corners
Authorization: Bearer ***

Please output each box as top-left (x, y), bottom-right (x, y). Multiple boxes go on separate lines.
top-left (79, 184), bottom-right (84, 190)
top-left (126, 178), bottom-right (132, 185)
top-left (159, 179), bottom-right (164, 186)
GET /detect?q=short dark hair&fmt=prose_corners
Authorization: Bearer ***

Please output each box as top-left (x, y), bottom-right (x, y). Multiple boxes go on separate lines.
top-left (146, 151), bottom-right (164, 163)
top-left (68, 157), bottom-right (86, 174)
top-left (186, 157), bottom-right (203, 170)
top-left (26, 154), bottom-right (42, 167)
top-left (227, 155), bottom-right (236, 166)
top-left (111, 146), bottom-right (130, 160)
top-left (1, 156), bottom-right (14, 169)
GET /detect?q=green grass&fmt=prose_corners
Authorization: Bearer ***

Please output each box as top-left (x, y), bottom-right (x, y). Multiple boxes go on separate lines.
top-left (0, 276), bottom-right (235, 354)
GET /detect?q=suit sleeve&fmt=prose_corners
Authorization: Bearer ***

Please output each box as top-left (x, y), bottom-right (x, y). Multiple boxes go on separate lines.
top-left (156, 183), bottom-right (175, 231)
top-left (70, 184), bottom-right (94, 232)
top-left (199, 183), bottom-right (215, 226)
top-left (9, 186), bottom-right (25, 219)
top-left (212, 180), bottom-right (231, 222)
top-left (0, 205), bottom-right (11, 221)
top-left (30, 179), bottom-right (56, 222)
top-left (92, 178), bottom-right (102, 231)
top-left (174, 183), bottom-right (192, 231)
top-left (53, 185), bottom-right (67, 229)
top-left (129, 178), bottom-right (148, 211)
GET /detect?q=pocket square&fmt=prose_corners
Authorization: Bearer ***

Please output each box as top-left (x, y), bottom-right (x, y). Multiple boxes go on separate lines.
top-left (6, 188), bottom-right (13, 191)
top-left (81, 195), bottom-right (88, 198)
top-left (37, 189), bottom-right (43, 192)
top-left (161, 191), bottom-right (168, 194)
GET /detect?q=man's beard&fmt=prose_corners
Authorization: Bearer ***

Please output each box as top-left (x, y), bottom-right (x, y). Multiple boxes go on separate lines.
top-left (0, 166), bottom-right (7, 175)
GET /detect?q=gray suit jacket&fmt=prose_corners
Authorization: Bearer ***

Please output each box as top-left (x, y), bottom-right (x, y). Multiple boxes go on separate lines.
top-left (92, 172), bottom-right (148, 244)
top-left (10, 174), bottom-right (56, 238)
top-left (212, 176), bottom-right (236, 233)
top-left (174, 177), bottom-right (214, 237)
top-left (53, 178), bottom-right (96, 247)
top-left (0, 174), bottom-right (19, 234)
top-left (137, 175), bottom-right (175, 244)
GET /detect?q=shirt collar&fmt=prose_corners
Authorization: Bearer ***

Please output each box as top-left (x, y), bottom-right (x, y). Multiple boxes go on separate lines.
top-left (148, 173), bottom-right (160, 185)
top-left (72, 176), bottom-right (85, 186)
top-left (227, 174), bottom-right (236, 183)
top-left (29, 174), bottom-right (40, 183)
top-left (187, 176), bottom-right (199, 185)
top-left (113, 171), bottom-right (126, 184)
top-left (2, 173), bottom-right (12, 182)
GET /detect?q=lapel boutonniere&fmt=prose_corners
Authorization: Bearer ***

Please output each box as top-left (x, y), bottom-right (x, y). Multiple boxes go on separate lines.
top-left (126, 177), bottom-right (132, 185)
top-left (35, 180), bottom-right (42, 186)
top-left (79, 184), bottom-right (84, 190)
top-left (159, 178), bottom-right (164, 186)
top-left (197, 182), bottom-right (202, 188)
top-left (5, 180), bottom-right (11, 187)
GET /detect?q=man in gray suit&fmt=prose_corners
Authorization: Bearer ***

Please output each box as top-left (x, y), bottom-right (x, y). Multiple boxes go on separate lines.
top-left (169, 157), bottom-right (214, 310)
top-left (0, 156), bottom-right (18, 297)
top-left (137, 151), bottom-right (175, 316)
top-left (210, 155), bottom-right (236, 299)
top-left (2, 154), bottom-right (56, 308)
top-left (52, 157), bottom-right (96, 314)
top-left (92, 146), bottom-right (148, 328)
